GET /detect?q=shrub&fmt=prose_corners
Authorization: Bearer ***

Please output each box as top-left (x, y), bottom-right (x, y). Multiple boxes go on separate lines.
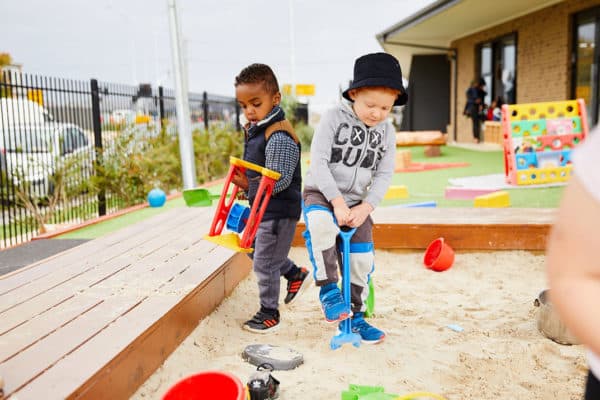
top-left (10, 152), bottom-right (90, 233)
top-left (91, 124), bottom-right (243, 207)
top-left (280, 95), bottom-right (314, 150)
top-left (294, 122), bottom-right (314, 150)
top-left (194, 125), bottom-right (243, 184)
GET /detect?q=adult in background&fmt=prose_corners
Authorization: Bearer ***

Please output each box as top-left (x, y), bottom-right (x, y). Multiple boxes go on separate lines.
top-left (464, 78), bottom-right (487, 143)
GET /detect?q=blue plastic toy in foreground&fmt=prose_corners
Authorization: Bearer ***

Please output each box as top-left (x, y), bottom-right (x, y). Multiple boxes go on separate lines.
top-left (330, 227), bottom-right (362, 350)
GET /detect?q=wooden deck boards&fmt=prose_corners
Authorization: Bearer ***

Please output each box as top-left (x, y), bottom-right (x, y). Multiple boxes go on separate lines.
top-left (2, 210), bottom-right (202, 336)
top-left (0, 206), bottom-right (555, 399)
top-left (0, 206), bottom-right (251, 399)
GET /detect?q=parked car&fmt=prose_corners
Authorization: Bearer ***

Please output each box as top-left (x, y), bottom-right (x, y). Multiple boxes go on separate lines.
top-left (0, 122), bottom-right (94, 199)
top-left (0, 97), bottom-right (54, 127)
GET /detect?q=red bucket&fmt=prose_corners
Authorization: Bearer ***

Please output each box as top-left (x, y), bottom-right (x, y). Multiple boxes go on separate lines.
top-left (162, 371), bottom-right (245, 400)
top-left (423, 237), bottom-right (455, 272)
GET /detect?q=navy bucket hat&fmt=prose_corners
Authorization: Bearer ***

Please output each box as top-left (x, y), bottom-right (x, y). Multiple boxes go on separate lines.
top-left (342, 52), bottom-right (408, 106)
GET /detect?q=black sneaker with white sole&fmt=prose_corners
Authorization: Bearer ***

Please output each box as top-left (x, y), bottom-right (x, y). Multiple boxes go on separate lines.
top-left (243, 309), bottom-right (280, 333)
top-left (284, 267), bottom-right (310, 305)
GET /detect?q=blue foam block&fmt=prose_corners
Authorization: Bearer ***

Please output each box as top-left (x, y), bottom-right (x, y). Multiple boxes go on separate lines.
top-left (400, 201), bottom-right (437, 208)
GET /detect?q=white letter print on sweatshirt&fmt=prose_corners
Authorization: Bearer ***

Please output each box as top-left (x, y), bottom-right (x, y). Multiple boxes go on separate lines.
top-left (331, 123), bottom-right (384, 170)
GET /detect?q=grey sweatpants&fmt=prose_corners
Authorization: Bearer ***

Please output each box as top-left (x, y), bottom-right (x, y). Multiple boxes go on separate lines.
top-left (248, 217), bottom-right (299, 310)
top-left (302, 189), bottom-right (375, 313)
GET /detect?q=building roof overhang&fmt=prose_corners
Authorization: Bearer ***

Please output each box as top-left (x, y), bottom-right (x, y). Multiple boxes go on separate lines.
top-left (377, 0), bottom-right (564, 75)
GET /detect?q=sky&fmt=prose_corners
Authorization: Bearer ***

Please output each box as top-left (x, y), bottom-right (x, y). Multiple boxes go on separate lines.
top-left (1, 0), bottom-right (434, 109)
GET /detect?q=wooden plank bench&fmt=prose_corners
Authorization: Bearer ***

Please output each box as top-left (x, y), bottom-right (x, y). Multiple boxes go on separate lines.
top-left (0, 206), bottom-right (251, 400)
top-left (395, 131), bottom-right (448, 157)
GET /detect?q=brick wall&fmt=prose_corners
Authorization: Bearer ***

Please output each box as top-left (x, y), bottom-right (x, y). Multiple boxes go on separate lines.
top-left (450, 0), bottom-right (600, 143)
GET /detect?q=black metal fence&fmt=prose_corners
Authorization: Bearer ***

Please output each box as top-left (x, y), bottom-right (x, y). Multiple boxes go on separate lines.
top-left (0, 70), bottom-right (240, 248)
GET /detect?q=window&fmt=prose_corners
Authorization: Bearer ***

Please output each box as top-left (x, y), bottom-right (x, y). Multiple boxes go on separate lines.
top-left (69, 128), bottom-right (88, 150)
top-left (60, 127), bottom-right (88, 155)
top-left (477, 34), bottom-right (517, 106)
top-left (573, 7), bottom-right (600, 126)
top-left (60, 129), bottom-right (74, 155)
top-left (480, 44), bottom-right (493, 106)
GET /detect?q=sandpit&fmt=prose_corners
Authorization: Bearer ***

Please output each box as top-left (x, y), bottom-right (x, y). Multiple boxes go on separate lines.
top-left (132, 247), bottom-right (587, 399)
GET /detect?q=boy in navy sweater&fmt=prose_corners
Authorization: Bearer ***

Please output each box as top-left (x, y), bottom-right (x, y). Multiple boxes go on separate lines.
top-left (233, 63), bottom-right (309, 333)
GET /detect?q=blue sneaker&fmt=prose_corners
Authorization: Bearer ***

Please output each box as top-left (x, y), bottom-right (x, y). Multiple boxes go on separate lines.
top-left (348, 312), bottom-right (385, 344)
top-left (319, 286), bottom-right (351, 323)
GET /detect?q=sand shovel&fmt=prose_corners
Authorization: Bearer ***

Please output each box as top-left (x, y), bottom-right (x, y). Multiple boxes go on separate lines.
top-left (183, 188), bottom-right (225, 207)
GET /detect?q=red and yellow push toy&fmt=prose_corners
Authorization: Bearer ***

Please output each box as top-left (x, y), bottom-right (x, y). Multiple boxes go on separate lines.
top-left (204, 156), bottom-right (280, 253)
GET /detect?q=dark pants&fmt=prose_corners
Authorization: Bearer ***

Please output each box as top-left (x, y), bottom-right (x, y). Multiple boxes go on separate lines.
top-left (585, 370), bottom-right (600, 400)
top-left (470, 108), bottom-right (482, 140)
top-left (247, 218), bottom-right (298, 311)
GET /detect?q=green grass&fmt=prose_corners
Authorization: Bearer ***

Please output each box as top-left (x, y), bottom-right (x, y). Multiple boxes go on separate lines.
top-left (58, 197), bottom-right (187, 239)
top-left (57, 145), bottom-right (564, 239)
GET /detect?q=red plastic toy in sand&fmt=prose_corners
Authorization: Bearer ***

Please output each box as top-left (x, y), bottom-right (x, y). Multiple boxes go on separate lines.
top-left (423, 237), bottom-right (455, 272)
top-left (162, 371), bottom-right (245, 400)
top-left (204, 156), bottom-right (280, 253)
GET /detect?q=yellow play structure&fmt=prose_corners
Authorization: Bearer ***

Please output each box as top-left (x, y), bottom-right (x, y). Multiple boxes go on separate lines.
top-left (502, 99), bottom-right (589, 185)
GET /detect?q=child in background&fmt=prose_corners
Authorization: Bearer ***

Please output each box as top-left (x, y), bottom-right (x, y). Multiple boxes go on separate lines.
top-left (486, 96), bottom-right (503, 121)
top-left (233, 63), bottom-right (309, 333)
top-left (302, 52), bottom-right (407, 344)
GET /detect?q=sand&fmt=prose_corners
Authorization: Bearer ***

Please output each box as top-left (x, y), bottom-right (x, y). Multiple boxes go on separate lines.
top-left (131, 247), bottom-right (588, 399)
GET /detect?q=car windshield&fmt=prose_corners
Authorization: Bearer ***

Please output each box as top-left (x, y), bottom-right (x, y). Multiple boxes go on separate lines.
top-left (2, 127), bottom-right (53, 153)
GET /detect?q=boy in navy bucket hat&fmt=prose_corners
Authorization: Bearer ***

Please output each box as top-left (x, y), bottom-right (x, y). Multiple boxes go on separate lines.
top-left (302, 52), bottom-right (407, 344)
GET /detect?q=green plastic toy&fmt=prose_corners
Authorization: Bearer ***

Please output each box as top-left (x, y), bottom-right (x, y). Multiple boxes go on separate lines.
top-left (183, 188), bottom-right (227, 207)
top-left (364, 279), bottom-right (375, 318)
top-left (341, 384), bottom-right (448, 400)
top-left (341, 384), bottom-right (397, 400)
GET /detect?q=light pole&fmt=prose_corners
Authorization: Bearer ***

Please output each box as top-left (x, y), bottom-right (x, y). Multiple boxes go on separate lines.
top-left (288, 0), bottom-right (296, 97)
top-left (167, 0), bottom-right (196, 189)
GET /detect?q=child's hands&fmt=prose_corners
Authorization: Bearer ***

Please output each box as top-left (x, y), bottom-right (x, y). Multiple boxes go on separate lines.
top-left (331, 197), bottom-right (351, 227)
top-left (334, 205), bottom-right (351, 227)
top-left (347, 202), bottom-right (373, 228)
top-left (231, 169), bottom-right (248, 190)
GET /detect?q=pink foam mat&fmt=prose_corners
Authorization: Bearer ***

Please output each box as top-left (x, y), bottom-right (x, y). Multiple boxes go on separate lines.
top-left (444, 187), bottom-right (499, 200)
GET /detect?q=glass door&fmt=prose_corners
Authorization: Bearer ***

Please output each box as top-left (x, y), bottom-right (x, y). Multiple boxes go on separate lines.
top-left (478, 33), bottom-right (517, 106)
top-left (498, 37), bottom-right (516, 105)
top-left (480, 44), bottom-right (493, 106)
top-left (573, 8), bottom-right (600, 126)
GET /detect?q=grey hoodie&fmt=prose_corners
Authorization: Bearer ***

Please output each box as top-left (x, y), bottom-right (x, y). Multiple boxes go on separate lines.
top-left (304, 101), bottom-right (396, 208)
